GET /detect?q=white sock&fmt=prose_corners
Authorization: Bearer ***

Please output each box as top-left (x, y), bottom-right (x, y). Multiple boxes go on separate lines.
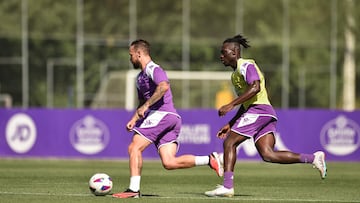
top-left (129, 176), bottom-right (141, 192)
top-left (195, 156), bottom-right (210, 166)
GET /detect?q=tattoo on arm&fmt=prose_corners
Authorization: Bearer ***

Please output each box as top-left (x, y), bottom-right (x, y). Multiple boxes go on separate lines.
top-left (145, 81), bottom-right (169, 107)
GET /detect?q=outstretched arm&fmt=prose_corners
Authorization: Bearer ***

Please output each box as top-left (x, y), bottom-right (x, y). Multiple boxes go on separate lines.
top-left (228, 105), bottom-right (246, 127)
top-left (218, 80), bottom-right (260, 117)
top-left (126, 81), bottom-right (169, 131)
top-left (217, 105), bottom-right (245, 139)
top-left (136, 81), bottom-right (169, 118)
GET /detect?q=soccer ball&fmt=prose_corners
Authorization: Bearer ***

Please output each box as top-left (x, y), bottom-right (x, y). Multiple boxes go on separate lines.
top-left (89, 173), bottom-right (113, 196)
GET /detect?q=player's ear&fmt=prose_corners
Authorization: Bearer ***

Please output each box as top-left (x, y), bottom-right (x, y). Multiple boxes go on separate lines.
top-left (234, 48), bottom-right (241, 57)
top-left (136, 50), bottom-right (141, 58)
top-left (231, 50), bottom-right (237, 57)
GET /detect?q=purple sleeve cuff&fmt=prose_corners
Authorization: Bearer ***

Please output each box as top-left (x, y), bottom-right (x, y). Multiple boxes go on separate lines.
top-left (152, 67), bottom-right (169, 84)
top-left (246, 64), bottom-right (260, 84)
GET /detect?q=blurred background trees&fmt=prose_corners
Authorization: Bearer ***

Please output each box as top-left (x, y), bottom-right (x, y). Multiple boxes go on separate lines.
top-left (0, 0), bottom-right (358, 109)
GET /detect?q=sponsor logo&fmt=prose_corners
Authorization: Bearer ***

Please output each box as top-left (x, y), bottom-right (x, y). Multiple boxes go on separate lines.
top-left (69, 115), bottom-right (110, 155)
top-left (143, 119), bottom-right (153, 127)
top-left (139, 111), bottom-right (167, 128)
top-left (320, 115), bottom-right (360, 156)
top-left (178, 124), bottom-right (211, 144)
top-left (6, 113), bottom-right (37, 154)
top-left (237, 113), bottom-right (259, 127)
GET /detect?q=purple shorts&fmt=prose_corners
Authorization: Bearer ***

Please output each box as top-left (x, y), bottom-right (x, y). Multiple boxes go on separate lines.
top-left (133, 111), bottom-right (181, 150)
top-left (231, 113), bottom-right (277, 143)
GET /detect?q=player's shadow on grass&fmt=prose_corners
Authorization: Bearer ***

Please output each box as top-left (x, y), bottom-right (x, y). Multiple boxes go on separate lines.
top-left (141, 194), bottom-right (160, 197)
top-left (108, 193), bottom-right (160, 197)
top-left (181, 192), bottom-right (252, 197)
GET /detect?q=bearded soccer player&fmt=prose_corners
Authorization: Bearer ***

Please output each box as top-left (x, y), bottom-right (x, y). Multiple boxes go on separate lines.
top-left (112, 39), bottom-right (222, 199)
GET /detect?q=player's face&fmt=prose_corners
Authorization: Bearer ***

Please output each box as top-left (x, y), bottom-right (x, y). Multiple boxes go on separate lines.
top-left (129, 46), bottom-right (141, 69)
top-left (220, 43), bottom-right (236, 67)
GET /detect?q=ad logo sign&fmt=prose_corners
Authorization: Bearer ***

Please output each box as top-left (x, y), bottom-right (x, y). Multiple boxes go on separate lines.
top-left (70, 115), bottom-right (110, 155)
top-left (179, 124), bottom-right (211, 144)
top-left (6, 113), bottom-right (37, 154)
top-left (320, 115), bottom-right (360, 156)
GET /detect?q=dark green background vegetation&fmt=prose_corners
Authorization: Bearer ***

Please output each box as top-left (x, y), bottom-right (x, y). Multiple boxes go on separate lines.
top-left (0, 0), bottom-right (359, 108)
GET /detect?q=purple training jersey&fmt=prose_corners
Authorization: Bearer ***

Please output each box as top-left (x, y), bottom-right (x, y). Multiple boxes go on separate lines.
top-left (136, 61), bottom-right (177, 114)
top-left (133, 61), bottom-right (181, 149)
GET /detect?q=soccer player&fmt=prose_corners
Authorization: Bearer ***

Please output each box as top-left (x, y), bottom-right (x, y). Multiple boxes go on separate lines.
top-left (204, 34), bottom-right (327, 197)
top-left (112, 39), bottom-right (222, 199)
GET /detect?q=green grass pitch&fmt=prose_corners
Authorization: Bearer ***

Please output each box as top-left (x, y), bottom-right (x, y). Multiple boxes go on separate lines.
top-left (0, 158), bottom-right (359, 203)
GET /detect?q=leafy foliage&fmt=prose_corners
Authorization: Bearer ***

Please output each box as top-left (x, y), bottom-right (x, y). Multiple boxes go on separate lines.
top-left (0, 0), bottom-right (359, 108)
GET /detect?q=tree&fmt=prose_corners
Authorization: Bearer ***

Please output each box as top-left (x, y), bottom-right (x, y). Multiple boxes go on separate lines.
top-left (342, 0), bottom-right (356, 111)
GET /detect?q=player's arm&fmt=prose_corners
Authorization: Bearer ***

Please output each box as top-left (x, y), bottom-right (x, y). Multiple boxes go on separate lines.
top-left (228, 80), bottom-right (260, 107)
top-left (136, 81), bottom-right (169, 118)
top-left (228, 105), bottom-right (246, 127)
top-left (126, 92), bottom-right (146, 131)
top-left (217, 105), bottom-right (245, 139)
top-left (144, 81), bottom-right (169, 108)
top-left (127, 81), bottom-right (168, 131)
top-left (129, 98), bottom-right (146, 120)
top-left (218, 80), bottom-right (260, 117)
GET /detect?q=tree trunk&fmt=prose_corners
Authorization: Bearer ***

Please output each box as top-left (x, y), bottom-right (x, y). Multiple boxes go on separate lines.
top-left (342, 0), bottom-right (356, 111)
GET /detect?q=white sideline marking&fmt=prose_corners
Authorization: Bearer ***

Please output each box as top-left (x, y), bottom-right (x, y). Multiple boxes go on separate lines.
top-left (0, 191), bottom-right (359, 202)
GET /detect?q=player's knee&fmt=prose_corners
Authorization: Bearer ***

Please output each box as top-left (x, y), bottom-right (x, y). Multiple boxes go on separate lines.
top-left (260, 150), bottom-right (275, 163)
top-left (261, 155), bottom-right (272, 162)
top-left (162, 161), bottom-right (176, 170)
top-left (223, 139), bottom-right (236, 149)
top-left (127, 143), bottom-right (139, 155)
top-left (162, 164), bottom-right (174, 170)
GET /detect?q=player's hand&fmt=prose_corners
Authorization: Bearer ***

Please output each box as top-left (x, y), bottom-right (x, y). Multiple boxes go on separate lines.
top-left (126, 120), bottom-right (136, 131)
top-left (136, 104), bottom-right (148, 118)
top-left (218, 104), bottom-right (233, 117)
top-left (217, 124), bottom-right (230, 139)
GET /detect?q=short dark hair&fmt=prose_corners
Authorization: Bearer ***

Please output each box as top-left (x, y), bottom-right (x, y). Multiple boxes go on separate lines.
top-left (130, 39), bottom-right (150, 55)
top-left (223, 34), bottom-right (250, 50)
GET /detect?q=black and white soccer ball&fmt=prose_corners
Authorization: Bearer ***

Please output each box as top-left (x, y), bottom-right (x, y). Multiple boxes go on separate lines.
top-left (89, 173), bottom-right (113, 196)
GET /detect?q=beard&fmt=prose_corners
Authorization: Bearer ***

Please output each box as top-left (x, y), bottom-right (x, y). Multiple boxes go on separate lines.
top-left (132, 60), bottom-right (141, 69)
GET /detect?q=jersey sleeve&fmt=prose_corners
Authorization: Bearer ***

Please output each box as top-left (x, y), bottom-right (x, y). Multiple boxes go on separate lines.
top-left (240, 63), bottom-right (260, 84)
top-left (146, 66), bottom-right (169, 84)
